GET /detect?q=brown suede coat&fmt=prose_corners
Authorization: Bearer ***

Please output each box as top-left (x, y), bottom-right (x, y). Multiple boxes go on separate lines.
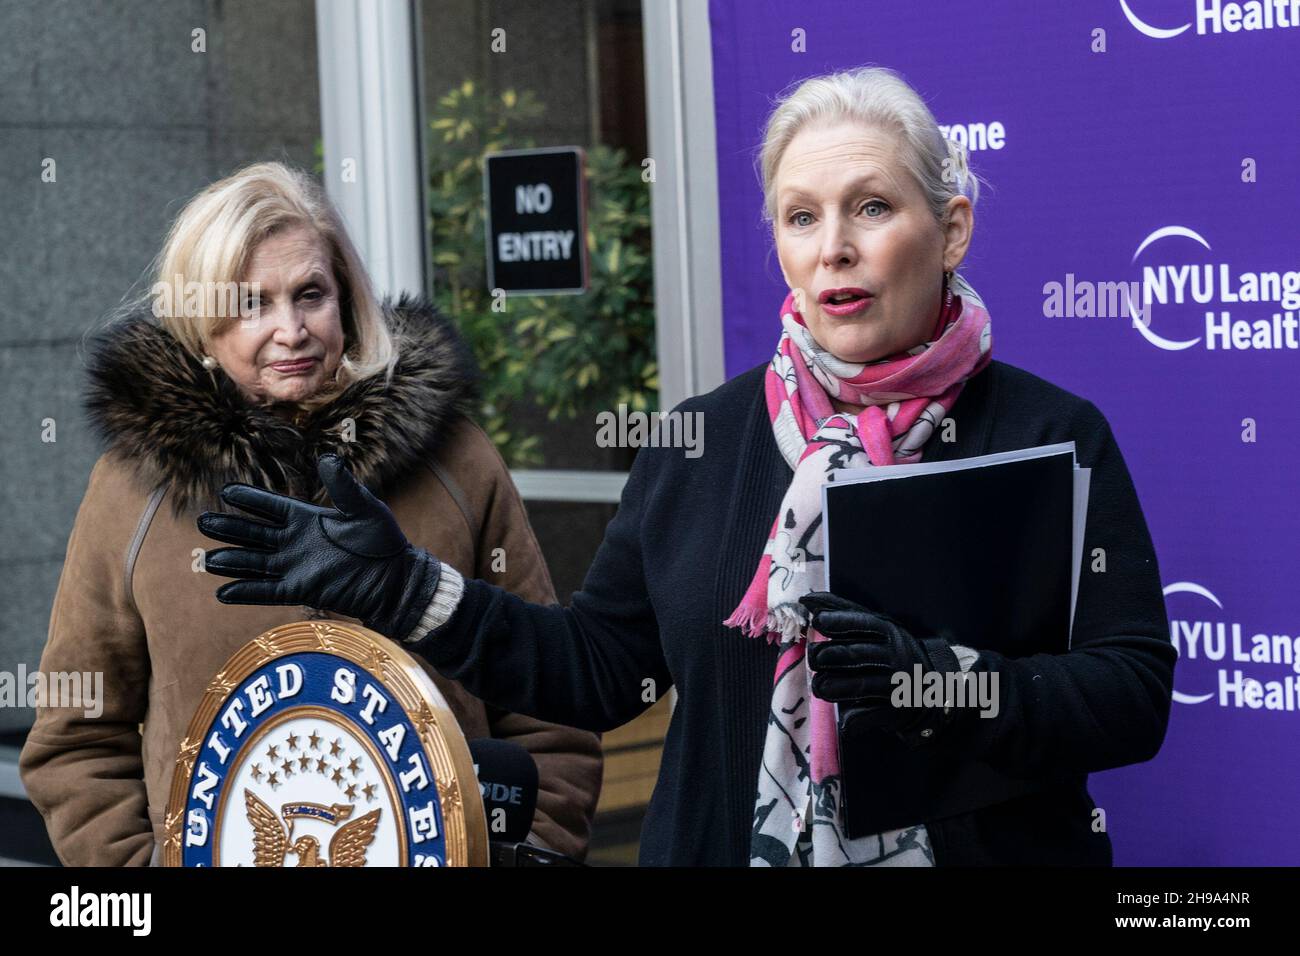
top-left (19, 297), bottom-right (602, 865)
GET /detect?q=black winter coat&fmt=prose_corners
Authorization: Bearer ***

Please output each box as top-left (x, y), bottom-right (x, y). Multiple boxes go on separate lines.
top-left (411, 358), bottom-right (1176, 865)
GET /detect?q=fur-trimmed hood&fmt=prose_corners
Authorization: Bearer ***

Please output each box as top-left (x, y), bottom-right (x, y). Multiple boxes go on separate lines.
top-left (83, 294), bottom-right (479, 516)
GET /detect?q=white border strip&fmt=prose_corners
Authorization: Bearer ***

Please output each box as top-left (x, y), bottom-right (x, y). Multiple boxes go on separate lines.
top-left (508, 470), bottom-right (628, 504)
top-left (316, 0), bottom-right (425, 298)
top-left (643, 0), bottom-right (726, 411)
top-left (0, 748), bottom-right (26, 799)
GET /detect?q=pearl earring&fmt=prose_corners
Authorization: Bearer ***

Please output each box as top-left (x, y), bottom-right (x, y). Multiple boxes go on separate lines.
top-left (201, 355), bottom-right (217, 370)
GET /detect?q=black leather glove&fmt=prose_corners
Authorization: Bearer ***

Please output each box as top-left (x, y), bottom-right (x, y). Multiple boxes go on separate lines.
top-left (801, 591), bottom-right (964, 747)
top-left (197, 453), bottom-right (443, 641)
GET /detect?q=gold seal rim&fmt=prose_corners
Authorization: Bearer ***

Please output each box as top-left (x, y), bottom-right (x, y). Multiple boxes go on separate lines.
top-left (161, 620), bottom-right (488, 867)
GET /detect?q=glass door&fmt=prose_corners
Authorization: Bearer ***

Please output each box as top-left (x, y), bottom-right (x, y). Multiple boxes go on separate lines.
top-left (417, 0), bottom-right (666, 866)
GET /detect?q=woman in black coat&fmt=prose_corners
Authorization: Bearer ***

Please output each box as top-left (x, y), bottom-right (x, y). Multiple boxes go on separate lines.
top-left (198, 66), bottom-right (1175, 866)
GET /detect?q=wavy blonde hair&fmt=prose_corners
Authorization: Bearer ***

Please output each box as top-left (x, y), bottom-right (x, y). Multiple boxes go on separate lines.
top-left (144, 161), bottom-right (396, 411)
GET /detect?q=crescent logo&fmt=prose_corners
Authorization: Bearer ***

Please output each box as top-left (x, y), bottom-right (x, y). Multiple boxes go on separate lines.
top-left (1165, 581), bottom-right (1221, 704)
top-left (1130, 225), bottom-right (1210, 350)
top-left (1120, 0), bottom-right (1193, 38)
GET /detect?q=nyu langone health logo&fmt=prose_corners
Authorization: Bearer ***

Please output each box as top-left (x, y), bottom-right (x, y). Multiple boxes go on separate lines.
top-left (938, 120), bottom-right (1006, 153)
top-left (1126, 226), bottom-right (1300, 353)
top-left (1121, 0), bottom-right (1300, 37)
top-left (1166, 581), bottom-right (1300, 710)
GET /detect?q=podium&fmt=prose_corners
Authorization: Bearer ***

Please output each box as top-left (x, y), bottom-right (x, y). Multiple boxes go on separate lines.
top-left (161, 620), bottom-right (488, 867)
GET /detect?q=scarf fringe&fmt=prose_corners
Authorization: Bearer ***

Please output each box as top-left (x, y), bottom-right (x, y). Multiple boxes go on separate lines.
top-left (722, 605), bottom-right (771, 640)
top-left (770, 602), bottom-right (808, 643)
top-left (723, 602), bottom-right (808, 644)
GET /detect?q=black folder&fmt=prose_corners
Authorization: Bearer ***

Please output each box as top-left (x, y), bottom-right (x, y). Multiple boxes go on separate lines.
top-left (821, 443), bottom-right (1085, 838)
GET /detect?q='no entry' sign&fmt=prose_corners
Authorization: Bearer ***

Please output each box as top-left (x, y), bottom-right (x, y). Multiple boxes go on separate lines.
top-left (483, 147), bottom-right (588, 295)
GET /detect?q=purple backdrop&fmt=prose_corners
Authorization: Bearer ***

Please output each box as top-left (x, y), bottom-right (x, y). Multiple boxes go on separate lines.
top-left (708, 0), bottom-right (1300, 865)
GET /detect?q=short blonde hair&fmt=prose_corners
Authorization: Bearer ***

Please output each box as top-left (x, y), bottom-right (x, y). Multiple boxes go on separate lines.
top-left (759, 65), bottom-right (983, 230)
top-left (146, 161), bottom-right (396, 409)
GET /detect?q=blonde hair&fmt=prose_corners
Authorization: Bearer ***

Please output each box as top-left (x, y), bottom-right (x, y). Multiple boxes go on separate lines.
top-left (144, 161), bottom-right (396, 410)
top-left (759, 65), bottom-right (984, 234)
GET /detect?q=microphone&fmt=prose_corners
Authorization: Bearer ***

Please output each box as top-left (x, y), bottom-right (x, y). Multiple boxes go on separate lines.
top-left (467, 738), bottom-right (584, 867)
top-left (468, 737), bottom-right (538, 843)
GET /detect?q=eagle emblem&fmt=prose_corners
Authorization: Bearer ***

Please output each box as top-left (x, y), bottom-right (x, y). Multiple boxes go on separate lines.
top-left (243, 790), bottom-right (381, 867)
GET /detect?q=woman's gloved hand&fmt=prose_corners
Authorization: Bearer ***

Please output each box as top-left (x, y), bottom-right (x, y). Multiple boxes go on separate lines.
top-left (197, 453), bottom-right (443, 640)
top-left (800, 591), bottom-right (964, 746)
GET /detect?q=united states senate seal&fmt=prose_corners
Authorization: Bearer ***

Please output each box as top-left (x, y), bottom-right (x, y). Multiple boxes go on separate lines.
top-left (161, 620), bottom-right (488, 866)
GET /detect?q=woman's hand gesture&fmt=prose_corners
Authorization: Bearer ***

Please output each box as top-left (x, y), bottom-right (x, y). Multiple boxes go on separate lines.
top-left (197, 453), bottom-right (444, 640)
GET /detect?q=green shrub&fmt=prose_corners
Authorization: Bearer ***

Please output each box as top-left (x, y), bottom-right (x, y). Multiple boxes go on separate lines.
top-left (426, 81), bottom-right (657, 467)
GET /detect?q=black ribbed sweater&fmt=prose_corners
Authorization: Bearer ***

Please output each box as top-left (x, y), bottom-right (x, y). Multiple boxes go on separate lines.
top-left (410, 358), bottom-right (1176, 865)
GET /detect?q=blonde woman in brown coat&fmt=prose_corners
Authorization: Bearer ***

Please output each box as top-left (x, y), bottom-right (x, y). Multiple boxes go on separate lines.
top-left (19, 162), bottom-right (602, 866)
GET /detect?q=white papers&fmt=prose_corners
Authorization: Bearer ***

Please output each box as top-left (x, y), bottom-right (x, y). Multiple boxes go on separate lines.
top-left (1070, 467), bottom-right (1090, 648)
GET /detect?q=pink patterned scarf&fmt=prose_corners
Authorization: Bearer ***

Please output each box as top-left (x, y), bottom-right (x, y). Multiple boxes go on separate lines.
top-left (727, 275), bottom-right (993, 866)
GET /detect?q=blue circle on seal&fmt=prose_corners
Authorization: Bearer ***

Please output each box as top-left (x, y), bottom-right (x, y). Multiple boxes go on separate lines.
top-left (177, 652), bottom-right (448, 867)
